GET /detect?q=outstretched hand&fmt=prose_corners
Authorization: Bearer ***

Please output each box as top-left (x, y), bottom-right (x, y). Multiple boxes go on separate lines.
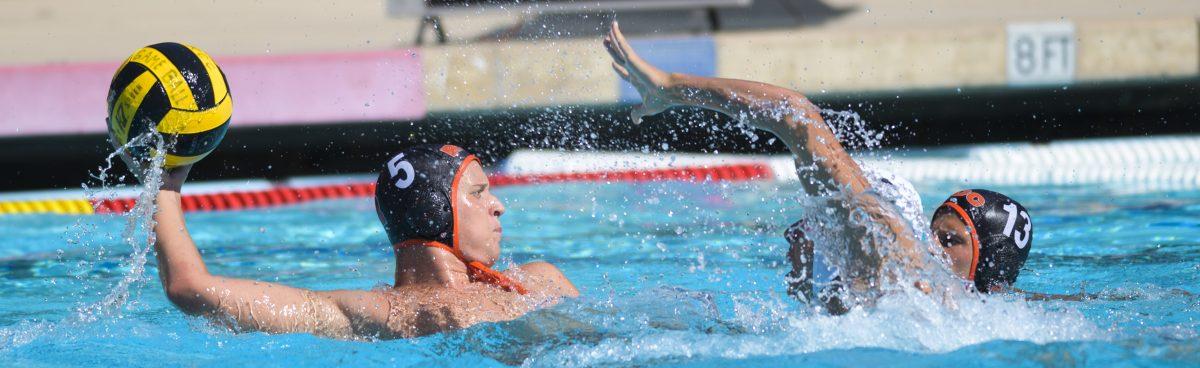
top-left (604, 21), bottom-right (676, 124)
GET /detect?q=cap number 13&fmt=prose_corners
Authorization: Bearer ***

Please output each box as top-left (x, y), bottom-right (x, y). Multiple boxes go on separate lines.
top-left (1002, 202), bottom-right (1031, 249)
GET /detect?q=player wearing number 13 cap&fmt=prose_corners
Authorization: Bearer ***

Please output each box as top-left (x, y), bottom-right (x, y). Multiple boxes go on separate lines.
top-left (786, 186), bottom-right (1033, 310)
top-left (603, 19), bottom-right (1052, 312)
top-left (932, 189), bottom-right (1032, 292)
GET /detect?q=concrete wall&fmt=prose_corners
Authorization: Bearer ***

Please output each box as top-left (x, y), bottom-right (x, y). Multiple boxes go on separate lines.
top-left (0, 0), bottom-right (1197, 137)
top-left (714, 26), bottom-right (1006, 92)
top-left (422, 17), bottom-right (1199, 109)
top-left (422, 39), bottom-right (618, 111)
top-left (4, 0), bottom-right (1197, 66)
top-left (1076, 18), bottom-right (1199, 80)
top-left (714, 18), bottom-right (1198, 92)
top-left (0, 51), bottom-right (426, 137)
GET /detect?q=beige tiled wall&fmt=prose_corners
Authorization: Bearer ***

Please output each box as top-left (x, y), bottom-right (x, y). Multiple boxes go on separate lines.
top-left (422, 39), bottom-right (618, 111)
top-left (1076, 18), bottom-right (1199, 80)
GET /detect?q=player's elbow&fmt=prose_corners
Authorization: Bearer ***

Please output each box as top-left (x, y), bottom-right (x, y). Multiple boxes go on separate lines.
top-left (164, 275), bottom-right (213, 315)
top-left (782, 94), bottom-right (819, 119)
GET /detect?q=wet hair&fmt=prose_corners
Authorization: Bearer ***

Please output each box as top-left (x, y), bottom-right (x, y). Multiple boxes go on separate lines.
top-left (374, 144), bottom-right (477, 246)
top-left (933, 189), bottom-right (1033, 292)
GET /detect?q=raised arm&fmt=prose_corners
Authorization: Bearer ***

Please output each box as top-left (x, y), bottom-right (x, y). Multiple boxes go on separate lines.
top-left (604, 22), bottom-right (867, 197)
top-left (604, 21), bottom-right (928, 292)
top-left (152, 165), bottom-right (356, 337)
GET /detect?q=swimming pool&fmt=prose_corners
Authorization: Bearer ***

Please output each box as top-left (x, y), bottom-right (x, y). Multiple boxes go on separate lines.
top-left (0, 168), bottom-right (1198, 366)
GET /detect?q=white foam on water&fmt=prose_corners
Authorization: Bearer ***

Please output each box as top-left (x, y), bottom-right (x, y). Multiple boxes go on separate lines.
top-left (514, 106), bottom-right (1105, 366)
top-left (523, 287), bottom-right (1101, 367)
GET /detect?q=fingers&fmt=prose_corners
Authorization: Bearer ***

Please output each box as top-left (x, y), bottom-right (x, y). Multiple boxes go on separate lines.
top-left (611, 62), bottom-right (630, 81)
top-left (609, 21), bottom-right (638, 64)
top-left (603, 36), bottom-right (627, 66)
top-left (611, 20), bottom-right (624, 43)
top-left (606, 20), bottom-right (666, 125)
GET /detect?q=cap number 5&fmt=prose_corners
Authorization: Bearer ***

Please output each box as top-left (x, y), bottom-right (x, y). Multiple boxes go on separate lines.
top-left (388, 153), bottom-right (415, 189)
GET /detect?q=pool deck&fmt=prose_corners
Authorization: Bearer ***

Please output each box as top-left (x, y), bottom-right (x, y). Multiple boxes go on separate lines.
top-left (2, 1), bottom-right (1197, 65)
top-left (0, 1), bottom-right (1196, 121)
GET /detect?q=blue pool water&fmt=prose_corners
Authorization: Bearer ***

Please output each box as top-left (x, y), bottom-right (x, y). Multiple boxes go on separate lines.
top-left (0, 178), bottom-right (1198, 366)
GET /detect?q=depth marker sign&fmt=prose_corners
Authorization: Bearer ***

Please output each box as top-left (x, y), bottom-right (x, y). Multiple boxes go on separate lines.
top-left (1006, 22), bottom-right (1076, 86)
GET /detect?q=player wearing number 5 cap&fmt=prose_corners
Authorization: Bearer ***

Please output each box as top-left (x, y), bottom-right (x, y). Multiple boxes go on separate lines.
top-left (150, 144), bottom-right (577, 339)
top-left (374, 144), bottom-right (566, 296)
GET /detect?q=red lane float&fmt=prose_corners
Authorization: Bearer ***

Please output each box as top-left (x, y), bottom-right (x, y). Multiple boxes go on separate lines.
top-left (90, 163), bottom-right (772, 214)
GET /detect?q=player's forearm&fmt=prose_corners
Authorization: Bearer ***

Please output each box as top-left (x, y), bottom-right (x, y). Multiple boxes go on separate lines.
top-left (158, 259), bottom-right (355, 337)
top-left (153, 189), bottom-right (212, 304)
top-left (665, 73), bottom-right (869, 195)
top-left (154, 184), bottom-right (352, 336)
top-left (664, 73), bottom-right (816, 131)
top-left (182, 277), bottom-right (354, 337)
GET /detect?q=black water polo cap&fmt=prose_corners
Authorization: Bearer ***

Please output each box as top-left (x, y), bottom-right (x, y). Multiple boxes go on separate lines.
top-left (374, 144), bottom-right (478, 246)
top-left (934, 189), bottom-right (1033, 292)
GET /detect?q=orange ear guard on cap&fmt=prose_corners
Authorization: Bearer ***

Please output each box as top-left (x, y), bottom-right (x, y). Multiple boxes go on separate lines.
top-left (446, 154), bottom-right (528, 294)
top-left (449, 154), bottom-right (478, 254)
top-left (940, 201), bottom-right (981, 281)
top-left (936, 189), bottom-right (1034, 293)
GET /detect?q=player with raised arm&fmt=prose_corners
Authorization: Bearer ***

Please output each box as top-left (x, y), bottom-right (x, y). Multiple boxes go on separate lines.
top-left (604, 21), bottom-right (1036, 311)
top-left (145, 144), bottom-right (578, 339)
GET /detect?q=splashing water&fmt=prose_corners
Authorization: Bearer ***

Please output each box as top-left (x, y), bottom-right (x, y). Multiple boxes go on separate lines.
top-left (822, 108), bottom-right (892, 151)
top-left (0, 131), bottom-right (169, 349)
top-left (0, 171), bottom-right (1172, 366)
top-left (515, 290), bottom-right (1100, 367)
top-left (0, 81), bottom-right (1148, 365)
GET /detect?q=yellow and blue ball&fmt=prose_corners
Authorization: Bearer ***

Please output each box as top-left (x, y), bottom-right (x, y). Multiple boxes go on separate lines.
top-left (106, 42), bottom-right (231, 168)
